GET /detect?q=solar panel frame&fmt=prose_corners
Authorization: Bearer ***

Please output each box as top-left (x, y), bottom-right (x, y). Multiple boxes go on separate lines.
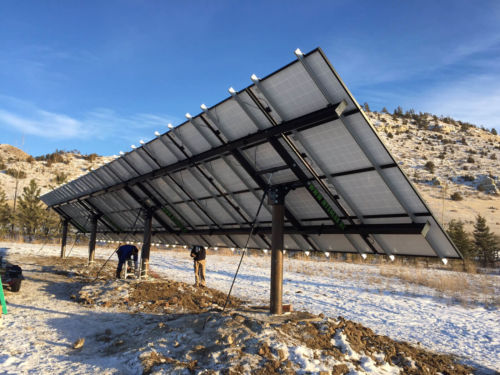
top-left (40, 47), bottom-right (462, 260)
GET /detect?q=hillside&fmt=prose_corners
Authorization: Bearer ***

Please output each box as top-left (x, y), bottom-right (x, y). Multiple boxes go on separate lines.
top-left (365, 109), bottom-right (499, 234)
top-left (0, 110), bottom-right (499, 235)
top-left (0, 145), bottom-right (115, 203)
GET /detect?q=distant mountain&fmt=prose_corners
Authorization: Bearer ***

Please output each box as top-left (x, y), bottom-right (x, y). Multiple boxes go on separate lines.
top-left (0, 110), bottom-right (499, 234)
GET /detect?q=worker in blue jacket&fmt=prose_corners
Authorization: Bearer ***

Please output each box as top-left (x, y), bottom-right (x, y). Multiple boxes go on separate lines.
top-left (116, 244), bottom-right (139, 278)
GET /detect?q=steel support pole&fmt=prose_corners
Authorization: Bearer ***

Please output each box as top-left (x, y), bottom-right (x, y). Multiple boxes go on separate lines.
top-left (88, 215), bottom-right (99, 264)
top-left (141, 209), bottom-right (153, 278)
top-left (270, 204), bottom-right (284, 314)
top-left (269, 186), bottom-right (289, 315)
top-left (60, 219), bottom-right (69, 259)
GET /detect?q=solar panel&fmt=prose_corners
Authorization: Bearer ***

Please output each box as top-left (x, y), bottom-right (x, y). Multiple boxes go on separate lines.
top-left (41, 47), bottom-right (461, 262)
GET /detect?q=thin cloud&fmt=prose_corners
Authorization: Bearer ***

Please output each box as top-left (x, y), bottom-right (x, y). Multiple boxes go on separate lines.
top-left (0, 98), bottom-right (179, 142)
top-left (419, 73), bottom-right (500, 130)
top-left (0, 108), bottom-right (85, 139)
top-left (330, 33), bottom-right (500, 88)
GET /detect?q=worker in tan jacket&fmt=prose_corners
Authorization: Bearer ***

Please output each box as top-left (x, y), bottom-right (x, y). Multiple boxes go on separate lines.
top-left (190, 245), bottom-right (206, 287)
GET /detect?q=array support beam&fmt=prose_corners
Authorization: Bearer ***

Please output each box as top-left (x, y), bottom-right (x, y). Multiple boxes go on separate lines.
top-left (88, 214), bottom-right (100, 263)
top-left (141, 209), bottom-right (153, 278)
top-left (60, 219), bottom-right (69, 259)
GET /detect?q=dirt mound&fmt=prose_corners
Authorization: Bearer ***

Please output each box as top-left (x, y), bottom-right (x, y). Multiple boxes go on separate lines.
top-left (78, 278), bottom-right (242, 313)
top-left (277, 316), bottom-right (474, 375)
top-left (0, 144), bottom-right (31, 161)
top-left (129, 279), bottom-right (241, 312)
top-left (134, 310), bottom-right (475, 375)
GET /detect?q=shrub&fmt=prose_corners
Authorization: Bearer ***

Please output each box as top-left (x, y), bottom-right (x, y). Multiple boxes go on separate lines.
top-left (54, 172), bottom-right (69, 184)
top-left (450, 192), bottom-right (463, 201)
top-left (387, 132), bottom-right (394, 139)
top-left (491, 154), bottom-right (497, 160)
top-left (462, 174), bottom-right (475, 182)
top-left (467, 156), bottom-right (475, 163)
top-left (0, 160), bottom-right (5, 170)
top-left (424, 161), bottom-right (435, 173)
top-left (35, 149), bottom-right (67, 163)
top-left (5, 168), bottom-right (27, 179)
top-left (26, 155), bottom-right (35, 163)
top-left (460, 122), bottom-right (473, 132)
top-left (84, 153), bottom-right (99, 162)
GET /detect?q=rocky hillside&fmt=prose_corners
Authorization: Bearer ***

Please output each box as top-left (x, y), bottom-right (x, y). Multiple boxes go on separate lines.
top-left (366, 109), bottom-right (499, 234)
top-left (0, 145), bottom-right (114, 202)
top-left (0, 110), bottom-right (499, 234)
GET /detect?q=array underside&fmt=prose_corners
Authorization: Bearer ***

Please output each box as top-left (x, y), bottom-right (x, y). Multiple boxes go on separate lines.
top-left (41, 48), bottom-right (461, 260)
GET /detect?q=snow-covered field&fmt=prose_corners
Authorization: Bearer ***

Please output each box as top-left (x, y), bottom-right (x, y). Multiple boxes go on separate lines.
top-left (1, 241), bottom-right (499, 374)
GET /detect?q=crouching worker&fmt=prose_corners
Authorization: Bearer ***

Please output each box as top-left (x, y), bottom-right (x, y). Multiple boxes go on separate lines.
top-left (116, 244), bottom-right (139, 279)
top-left (190, 245), bottom-right (206, 287)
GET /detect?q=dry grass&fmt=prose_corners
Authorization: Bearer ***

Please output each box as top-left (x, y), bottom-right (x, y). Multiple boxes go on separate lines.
top-left (378, 264), bottom-right (499, 307)
top-left (280, 254), bottom-right (499, 308)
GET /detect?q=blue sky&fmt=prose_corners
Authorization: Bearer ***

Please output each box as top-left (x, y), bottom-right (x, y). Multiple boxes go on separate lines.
top-left (1, 1), bottom-right (499, 156)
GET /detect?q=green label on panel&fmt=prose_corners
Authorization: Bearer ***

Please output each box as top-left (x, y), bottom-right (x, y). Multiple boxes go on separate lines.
top-left (162, 207), bottom-right (187, 232)
top-left (308, 183), bottom-right (345, 230)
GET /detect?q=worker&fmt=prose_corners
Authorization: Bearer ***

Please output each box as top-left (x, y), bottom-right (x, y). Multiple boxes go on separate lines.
top-left (116, 243), bottom-right (139, 279)
top-left (190, 245), bottom-right (206, 287)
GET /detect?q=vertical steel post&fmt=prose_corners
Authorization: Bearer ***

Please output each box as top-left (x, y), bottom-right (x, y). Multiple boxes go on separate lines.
top-left (60, 219), bottom-right (69, 259)
top-left (88, 215), bottom-right (98, 264)
top-left (270, 204), bottom-right (284, 314)
top-left (141, 209), bottom-right (153, 278)
top-left (268, 186), bottom-right (289, 315)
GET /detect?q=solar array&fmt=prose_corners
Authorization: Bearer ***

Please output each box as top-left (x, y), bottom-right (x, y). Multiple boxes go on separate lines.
top-left (41, 48), bottom-right (462, 260)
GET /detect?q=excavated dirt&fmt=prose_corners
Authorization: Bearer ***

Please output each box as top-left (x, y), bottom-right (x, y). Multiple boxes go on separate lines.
top-left (277, 317), bottom-right (474, 375)
top-left (128, 280), bottom-right (242, 312)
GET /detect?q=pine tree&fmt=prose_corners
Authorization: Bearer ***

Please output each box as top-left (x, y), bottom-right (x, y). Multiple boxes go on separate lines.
top-left (16, 179), bottom-right (45, 241)
top-left (0, 187), bottom-right (13, 237)
top-left (393, 106), bottom-right (403, 116)
top-left (362, 102), bottom-right (371, 112)
top-left (40, 209), bottom-right (62, 238)
top-left (447, 220), bottom-right (474, 258)
top-left (473, 215), bottom-right (497, 267)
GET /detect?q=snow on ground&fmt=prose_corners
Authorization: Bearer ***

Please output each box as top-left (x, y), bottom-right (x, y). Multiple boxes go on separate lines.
top-left (1, 241), bottom-right (499, 374)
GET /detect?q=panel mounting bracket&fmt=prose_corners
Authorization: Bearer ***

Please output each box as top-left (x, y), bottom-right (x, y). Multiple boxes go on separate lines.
top-left (268, 185), bottom-right (293, 206)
